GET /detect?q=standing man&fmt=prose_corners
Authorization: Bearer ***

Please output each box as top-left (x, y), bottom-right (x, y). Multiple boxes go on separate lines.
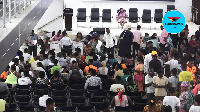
top-left (103, 28), bottom-right (117, 58)
top-left (60, 31), bottom-right (72, 53)
top-left (118, 25), bottom-right (133, 57)
top-left (26, 30), bottom-right (38, 56)
top-left (195, 26), bottom-right (200, 41)
top-left (160, 25), bottom-right (168, 50)
top-left (133, 25), bottom-right (142, 57)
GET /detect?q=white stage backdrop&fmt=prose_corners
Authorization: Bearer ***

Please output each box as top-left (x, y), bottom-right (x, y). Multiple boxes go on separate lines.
top-left (65, 0), bottom-right (192, 21)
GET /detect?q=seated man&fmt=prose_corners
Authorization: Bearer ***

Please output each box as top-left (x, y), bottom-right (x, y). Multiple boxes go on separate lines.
top-left (39, 89), bottom-right (51, 107)
top-left (84, 69), bottom-right (101, 89)
top-left (84, 59), bottom-right (98, 75)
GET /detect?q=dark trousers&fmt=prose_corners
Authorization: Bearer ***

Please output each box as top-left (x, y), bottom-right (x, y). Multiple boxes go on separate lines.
top-left (133, 42), bottom-right (140, 55)
top-left (28, 45), bottom-right (37, 56)
top-left (38, 39), bottom-right (45, 50)
top-left (147, 93), bottom-right (155, 104)
top-left (106, 47), bottom-right (114, 58)
top-left (159, 43), bottom-right (165, 51)
top-left (61, 45), bottom-right (72, 53)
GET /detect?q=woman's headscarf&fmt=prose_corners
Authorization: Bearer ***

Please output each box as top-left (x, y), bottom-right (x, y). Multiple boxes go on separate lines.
top-left (181, 81), bottom-right (192, 87)
top-left (101, 61), bottom-right (106, 75)
top-left (117, 88), bottom-right (124, 103)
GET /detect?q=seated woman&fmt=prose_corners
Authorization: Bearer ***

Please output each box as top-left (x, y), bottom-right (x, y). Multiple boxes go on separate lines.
top-left (50, 70), bottom-right (64, 86)
top-left (53, 32), bottom-right (61, 41)
top-left (98, 61), bottom-right (108, 75)
top-left (73, 32), bottom-right (83, 42)
top-left (189, 35), bottom-right (200, 54)
top-left (117, 8), bottom-right (128, 29)
top-left (124, 76), bottom-right (137, 93)
top-left (111, 88), bottom-right (133, 108)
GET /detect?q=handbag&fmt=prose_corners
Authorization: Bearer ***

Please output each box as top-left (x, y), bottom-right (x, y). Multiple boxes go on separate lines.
top-left (134, 72), bottom-right (143, 82)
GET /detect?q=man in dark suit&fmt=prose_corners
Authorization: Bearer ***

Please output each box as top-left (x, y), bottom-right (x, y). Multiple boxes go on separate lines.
top-left (118, 25), bottom-right (133, 57)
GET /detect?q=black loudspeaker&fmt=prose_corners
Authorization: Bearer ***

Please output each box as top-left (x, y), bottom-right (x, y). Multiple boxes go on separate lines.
top-left (93, 28), bottom-right (105, 34)
top-left (64, 8), bottom-right (73, 31)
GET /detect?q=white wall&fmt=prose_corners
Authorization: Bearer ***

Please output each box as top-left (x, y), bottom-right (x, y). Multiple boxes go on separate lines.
top-left (65, 0), bottom-right (192, 21)
top-left (34, 0), bottom-right (64, 33)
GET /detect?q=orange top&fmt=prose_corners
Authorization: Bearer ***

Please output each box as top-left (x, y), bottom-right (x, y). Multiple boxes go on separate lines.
top-left (84, 65), bottom-right (98, 75)
top-left (0, 71), bottom-right (7, 79)
top-left (187, 66), bottom-right (197, 86)
top-left (121, 64), bottom-right (127, 69)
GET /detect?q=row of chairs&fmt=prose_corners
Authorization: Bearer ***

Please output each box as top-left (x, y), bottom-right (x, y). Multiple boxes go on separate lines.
top-left (77, 5), bottom-right (176, 25)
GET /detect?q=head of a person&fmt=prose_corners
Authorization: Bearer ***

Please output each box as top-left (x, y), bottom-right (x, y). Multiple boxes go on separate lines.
top-left (57, 31), bottom-right (60, 36)
top-left (102, 102), bottom-right (111, 112)
top-left (164, 106), bottom-right (172, 112)
top-left (181, 81), bottom-right (191, 92)
top-left (34, 56), bottom-right (40, 61)
top-left (115, 76), bottom-right (121, 84)
top-left (196, 52), bottom-right (200, 59)
top-left (151, 51), bottom-right (157, 59)
top-left (30, 30), bottom-right (34, 36)
top-left (171, 68), bottom-right (177, 76)
top-left (181, 63), bottom-right (187, 71)
top-left (149, 67), bottom-right (154, 77)
top-left (89, 51), bottom-right (95, 57)
top-left (90, 68), bottom-right (96, 76)
top-left (62, 31), bottom-right (66, 37)
top-left (88, 59), bottom-right (94, 65)
top-left (160, 25), bottom-right (164, 30)
top-left (191, 35), bottom-right (196, 40)
top-left (95, 34), bottom-right (100, 40)
top-left (43, 54), bottom-right (48, 59)
top-left (137, 55), bottom-right (144, 63)
top-left (11, 65), bottom-right (16, 72)
top-left (115, 63), bottom-right (122, 70)
top-left (43, 88), bottom-right (48, 95)
top-left (168, 87), bottom-right (175, 96)
top-left (37, 62), bottom-right (43, 67)
top-left (77, 32), bottom-right (82, 38)
top-left (24, 70), bottom-right (29, 77)
top-left (24, 48), bottom-right (29, 53)
top-left (39, 71), bottom-right (45, 79)
top-left (149, 98), bottom-right (156, 107)
top-left (127, 76), bottom-right (133, 83)
top-left (53, 59), bottom-right (58, 65)
top-left (145, 33), bottom-right (149, 37)
top-left (5, 66), bottom-right (10, 72)
top-left (120, 8), bottom-right (123, 12)
top-left (106, 28), bottom-right (110, 34)
top-left (14, 58), bottom-right (19, 65)
top-left (157, 51), bottom-right (163, 58)
top-left (93, 55), bottom-right (98, 61)
top-left (53, 70), bottom-right (60, 78)
top-left (195, 94), bottom-right (200, 105)
top-left (173, 51), bottom-right (179, 59)
top-left (46, 98), bottom-right (55, 111)
top-left (137, 25), bottom-right (141, 30)
top-left (189, 59), bottom-right (195, 68)
top-left (157, 69), bottom-right (163, 78)
top-left (101, 61), bottom-right (106, 67)
top-left (123, 69), bottom-right (130, 75)
top-left (92, 32), bottom-right (97, 38)
top-left (148, 41), bottom-right (153, 47)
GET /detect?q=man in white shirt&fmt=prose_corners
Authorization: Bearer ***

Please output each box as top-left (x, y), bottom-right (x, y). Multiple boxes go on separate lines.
top-left (189, 94), bottom-right (200, 112)
top-left (18, 70), bottom-right (32, 85)
top-left (144, 53), bottom-right (152, 73)
top-left (110, 76), bottom-right (125, 92)
top-left (164, 52), bottom-right (179, 71)
top-left (39, 89), bottom-right (51, 107)
top-left (60, 31), bottom-right (72, 53)
top-left (23, 48), bottom-right (31, 63)
top-left (84, 69), bottom-right (101, 89)
top-left (163, 87), bottom-right (180, 112)
top-left (145, 67), bottom-right (155, 103)
top-left (132, 25), bottom-right (142, 56)
top-left (103, 28), bottom-right (117, 58)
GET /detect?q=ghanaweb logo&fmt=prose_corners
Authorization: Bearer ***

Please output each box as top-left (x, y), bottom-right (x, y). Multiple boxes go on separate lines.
top-left (162, 11), bottom-right (185, 33)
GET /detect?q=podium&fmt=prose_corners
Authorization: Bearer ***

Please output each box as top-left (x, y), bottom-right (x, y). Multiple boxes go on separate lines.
top-left (63, 8), bottom-right (73, 31)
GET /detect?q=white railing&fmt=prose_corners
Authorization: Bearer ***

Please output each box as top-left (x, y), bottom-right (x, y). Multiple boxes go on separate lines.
top-left (0, 0), bottom-right (33, 28)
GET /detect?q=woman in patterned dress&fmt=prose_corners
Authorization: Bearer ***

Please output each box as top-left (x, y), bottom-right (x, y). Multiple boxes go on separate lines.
top-left (179, 81), bottom-right (195, 112)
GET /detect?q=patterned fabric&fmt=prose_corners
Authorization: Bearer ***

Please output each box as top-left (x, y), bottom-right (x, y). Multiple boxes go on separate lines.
top-left (179, 90), bottom-right (195, 112)
top-left (36, 78), bottom-right (48, 85)
top-left (181, 81), bottom-right (192, 87)
top-left (84, 76), bottom-right (101, 89)
top-left (125, 84), bottom-right (138, 93)
top-left (143, 103), bottom-right (162, 112)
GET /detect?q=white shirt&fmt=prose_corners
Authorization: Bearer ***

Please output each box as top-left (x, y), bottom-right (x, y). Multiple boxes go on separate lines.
top-left (39, 95), bottom-right (51, 107)
top-left (145, 74), bottom-right (155, 93)
top-left (18, 76), bottom-right (32, 85)
top-left (98, 67), bottom-right (108, 75)
top-left (21, 71), bottom-right (34, 78)
top-left (168, 76), bottom-right (178, 88)
top-left (163, 96), bottom-right (180, 112)
top-left (35, 67), bottom-right (47, 78)
top-left (189, 105), bottom-right (200, 112)
top-left (23, 53), bottom-right (31, 62)
top-left (110, 84), bottom-right (125, 92)
top-left (164, 59), bottom-right (179, 71)
top-left (144, 53), bottom-right (152, 73)
top-left (31, 60), bottom-right (45, 70)
top-left (70, 58), bottom-right (76, 63)
top-left (60, 36), bottom-right (72, 48)
top-left (84, 76), bottom-right (101, 89)
top-left (58, 58), bottom-right (67, 66)
top-left (103, 33), bottom-right (117, 48)
top-left (43, 59), bottom-right (51, 67)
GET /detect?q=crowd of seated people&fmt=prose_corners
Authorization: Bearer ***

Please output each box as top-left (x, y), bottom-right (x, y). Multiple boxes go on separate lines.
top-left (1, 25), bottom-right (200, 112)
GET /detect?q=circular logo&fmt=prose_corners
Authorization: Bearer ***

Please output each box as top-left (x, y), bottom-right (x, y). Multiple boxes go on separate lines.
top-left (162, 10), bottom-right (186, 33)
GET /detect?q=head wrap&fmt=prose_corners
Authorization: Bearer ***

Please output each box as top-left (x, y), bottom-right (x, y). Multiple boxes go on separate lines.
top-left (181, 81), bottom-right (192, 87)
top-left (117, 88), bottom-right (124, 103)
top-left (151, 51), bottom-right (157, 55)
top-left (101, 61), bottom-right (106, 75)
